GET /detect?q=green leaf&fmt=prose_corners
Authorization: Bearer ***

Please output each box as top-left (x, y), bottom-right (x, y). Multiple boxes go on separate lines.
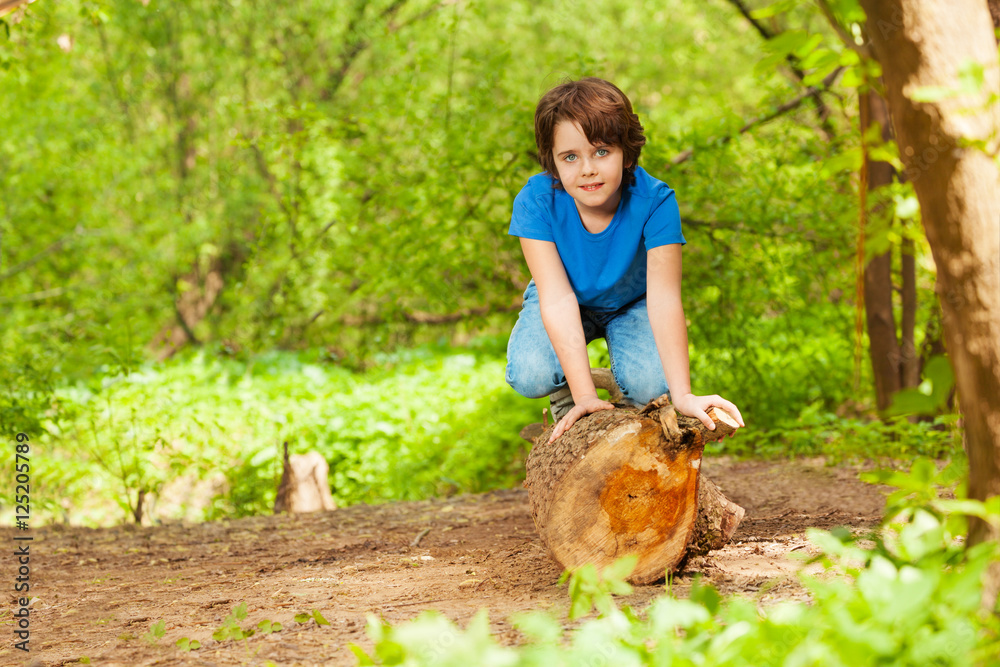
top-left (868, 143), bottom-right (902, 170)
top-left (886, 389), bottom-right (938, 416)
top-left (839, 64), bottom-right (865, 88)
top-left (750, 0), bottom-right (800, 19)
top-left (142, 619), bottom-right (165, 645)
top-left (601, 554), bottom-right (638, 586)
top-left (294, 612), bottom-right (311, 624)
top-left (511, 611), bottom-right (563, 643)
top-left (175, 637), bottom-right (201, 652)
top-left (763, 29), bottom-right (811, 58)
top-left (933, 499), bottom-right (990, 520)
top-left (690, 576), bottom-right (721, 615)
top-left (312, 609), bottom-right (330, 626)
top-left (911, 85), bottom-right (957, 102)
top-left (958, 60), bottom-right (985, 93)
top-left (821, 146), bottom-right (862, 176)
top-left (894, 194), bottom-right (920, 220)
top-left (348, 643), bottom-right (376, 666)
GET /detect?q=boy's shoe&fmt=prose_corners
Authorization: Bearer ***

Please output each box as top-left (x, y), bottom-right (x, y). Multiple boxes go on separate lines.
top-left (549, 386), bottom-right (575, 422)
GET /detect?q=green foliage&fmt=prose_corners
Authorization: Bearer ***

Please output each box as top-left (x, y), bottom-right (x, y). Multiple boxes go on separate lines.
top-left (295, 609), bottom-right (331, 626)
top-left (212, 602), bottom-right (251, 642)
top-left (710, 400), bottom-right (960, 462)
top-left (10, 338), bottom-right (963, 526)
top-left (257, 619), bottom-right (283, 634)
top-left (141, 619), bottom-right (165, 645)
top-left (19, 343), bottom-right (539, 525)
top-left (2, 0), bottom-right (877, 448)
top-left (558, 555), bottom-right (637, 620)
top-left (175, 637), bottom-right (201, 652)
top-left (887, 355), bottom-right (955, 417)
top-left (352, 459), bottom-right (1000, 666)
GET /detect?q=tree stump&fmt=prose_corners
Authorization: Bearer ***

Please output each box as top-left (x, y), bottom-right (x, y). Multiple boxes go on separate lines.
top-left (274, 442), bottom-right (337, 514)
top-left (523, 395), bottom-right (743, 584)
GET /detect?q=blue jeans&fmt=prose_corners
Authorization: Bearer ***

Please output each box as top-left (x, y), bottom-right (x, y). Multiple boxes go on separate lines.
top-left (505, 280), bottom-right (669, 406)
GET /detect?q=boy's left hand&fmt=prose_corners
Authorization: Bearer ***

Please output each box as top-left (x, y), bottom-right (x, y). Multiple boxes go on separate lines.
top-left (671, 393), bottom-right (745, 433)
top-left (547, 395), bottom-right (615, 444)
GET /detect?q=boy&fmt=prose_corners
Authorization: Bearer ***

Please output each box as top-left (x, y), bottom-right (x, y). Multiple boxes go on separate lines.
top-left (505, 77), bottom-right (744, 443)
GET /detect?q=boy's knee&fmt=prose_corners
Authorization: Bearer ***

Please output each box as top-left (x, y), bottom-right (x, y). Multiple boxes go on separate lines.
top-left (506, 353), bottom-right (562, 399)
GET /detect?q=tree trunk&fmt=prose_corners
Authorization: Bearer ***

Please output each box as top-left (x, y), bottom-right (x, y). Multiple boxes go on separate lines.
top-left (523, 402), bottom-right (742, 584)
top-left (900, 236), bottom-right (919, 389)
top-left (860, 0), bottom-right (1000, 607)
top-left (861, 88), bottom-right (902, 411)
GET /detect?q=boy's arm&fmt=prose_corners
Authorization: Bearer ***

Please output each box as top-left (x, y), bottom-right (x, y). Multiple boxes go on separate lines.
top-left (520, 238), bottom-right (614, 442)
top-left (646, 244), bottom-right (745, 431)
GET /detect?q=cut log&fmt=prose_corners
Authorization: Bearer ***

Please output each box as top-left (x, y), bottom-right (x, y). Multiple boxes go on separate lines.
top-left (523, 399), bottom-right (742, 584)
top-left (687, 476), bottom-right (746, 556)
top-left (274, 442), bottom-right (337, 514)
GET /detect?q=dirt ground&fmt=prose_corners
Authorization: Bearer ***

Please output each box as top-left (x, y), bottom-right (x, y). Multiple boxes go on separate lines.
top-left (1, 456), bottom-right (889, 667)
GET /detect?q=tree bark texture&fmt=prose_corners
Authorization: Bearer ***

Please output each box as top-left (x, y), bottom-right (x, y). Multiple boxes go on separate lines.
top-left (523, 404), bottom-right (741, 584)
top-left (860, 0), bottom-right (1000, 605)
top-left (861, 88), bottom-right (903, 411)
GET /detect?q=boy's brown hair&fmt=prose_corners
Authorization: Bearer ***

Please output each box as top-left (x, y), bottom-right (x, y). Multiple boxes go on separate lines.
top-left (534, 77), bottom-right (646, 188)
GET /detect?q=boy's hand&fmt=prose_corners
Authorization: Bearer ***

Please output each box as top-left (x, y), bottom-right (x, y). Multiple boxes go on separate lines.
top-left (671, 393), bottom-right (745, 433)
top-left (547, 396), bottom-right (615, 444)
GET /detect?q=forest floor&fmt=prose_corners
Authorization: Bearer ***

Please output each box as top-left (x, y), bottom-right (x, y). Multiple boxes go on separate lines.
top-left (1, 456), bottom-right (889, 667)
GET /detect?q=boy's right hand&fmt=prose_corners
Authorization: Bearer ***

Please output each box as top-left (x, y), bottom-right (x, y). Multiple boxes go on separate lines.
top-left (547, 396), bottom-right (615, 444)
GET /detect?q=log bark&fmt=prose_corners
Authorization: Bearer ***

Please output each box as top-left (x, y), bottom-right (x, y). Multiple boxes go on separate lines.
top-left (523, 401), bottom-right (742, 584)
top-left (688, 476), bottom-right (746, 556)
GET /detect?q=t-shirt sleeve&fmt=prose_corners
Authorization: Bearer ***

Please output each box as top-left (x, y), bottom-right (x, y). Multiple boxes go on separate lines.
top-left (508, 185), bottom-right (554, 242)
top-left (642, 186), bottom-right (686, 250)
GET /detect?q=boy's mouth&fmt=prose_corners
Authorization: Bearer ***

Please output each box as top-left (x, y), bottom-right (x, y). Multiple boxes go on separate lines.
top-left (580, 183), bottom-right (603, 192)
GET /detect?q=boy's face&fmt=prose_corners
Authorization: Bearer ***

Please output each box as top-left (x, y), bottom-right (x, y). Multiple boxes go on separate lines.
top-left (551, 120), bottom-right (626, 220)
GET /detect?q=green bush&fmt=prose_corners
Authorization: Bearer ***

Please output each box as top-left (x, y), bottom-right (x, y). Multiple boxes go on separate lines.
top-left (11, 343), bottom-right (542, 525)
top-left (712, 401), bottom-right (961, 463)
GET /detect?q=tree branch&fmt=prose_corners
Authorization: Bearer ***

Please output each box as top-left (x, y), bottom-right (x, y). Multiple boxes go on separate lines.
top-left (725, 0), bottom-right (775, 40)
top-left (667, 67), bottom-right (844, 168)
top-left (723, 0), bottom-right (837, 137)
top-left (0, 0), bottom-right (31, 18)
top-left (0, 233), bottom-right (81, 282)
top-left (324, 0), bottom-right (409, 99)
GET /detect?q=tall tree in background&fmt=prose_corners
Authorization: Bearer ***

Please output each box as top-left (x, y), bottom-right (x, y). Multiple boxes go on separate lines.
top-left (813, 0), bottom-right (922, 411)
top-left (859, 0), bottom-right (1000, 603)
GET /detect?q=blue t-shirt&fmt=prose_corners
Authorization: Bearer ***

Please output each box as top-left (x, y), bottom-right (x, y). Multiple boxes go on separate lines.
top-left (508, 166), bottom-right (686, 311)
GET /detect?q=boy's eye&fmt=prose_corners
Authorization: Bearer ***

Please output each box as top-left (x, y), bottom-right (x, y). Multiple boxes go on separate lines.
top-left (596, 148), bottom-right (609, 157)
top-left (564, 154), bottom-right (577, 162)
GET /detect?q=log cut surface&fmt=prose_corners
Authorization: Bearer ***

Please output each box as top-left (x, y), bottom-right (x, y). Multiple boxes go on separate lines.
top-left (525, 405), bottom-right (739, 584)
